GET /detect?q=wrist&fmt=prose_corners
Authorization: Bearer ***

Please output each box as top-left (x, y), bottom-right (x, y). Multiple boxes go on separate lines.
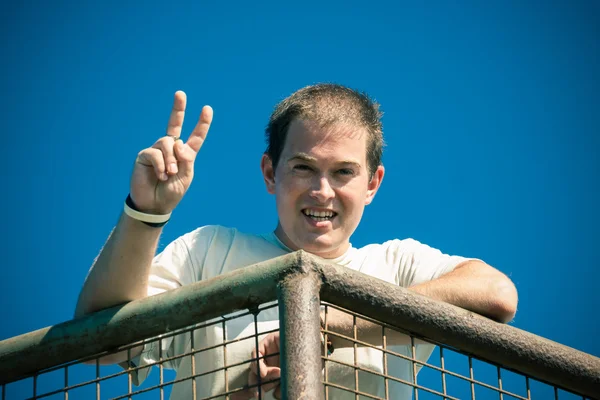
top-left (124, 194), bottom-right (171, 228)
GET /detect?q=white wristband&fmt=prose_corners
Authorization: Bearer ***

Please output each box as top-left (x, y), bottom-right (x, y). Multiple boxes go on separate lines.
top-left (124, 200), bottom-right (171, 224)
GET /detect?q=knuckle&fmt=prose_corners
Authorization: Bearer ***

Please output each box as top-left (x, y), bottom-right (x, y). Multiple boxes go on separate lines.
top-left (137, 147), bottom-right (154, 160)
top-left (154, 136), bottom-right (174, 149)
top-left (145, 147), bottom-right (160, 157)
top-left (144, 149), bottom-right (163, 165)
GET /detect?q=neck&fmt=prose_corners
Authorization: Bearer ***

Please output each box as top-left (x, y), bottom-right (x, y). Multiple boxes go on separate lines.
top-left (273, 223), bottom-right (350, 259)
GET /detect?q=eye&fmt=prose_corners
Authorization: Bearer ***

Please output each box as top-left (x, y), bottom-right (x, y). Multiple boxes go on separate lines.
top-left (337, 168), bottom-right (355, 176)
top-left (293, 164), bottom-right (312, 171)
top-left (293, 164), bottom-right (313, 173)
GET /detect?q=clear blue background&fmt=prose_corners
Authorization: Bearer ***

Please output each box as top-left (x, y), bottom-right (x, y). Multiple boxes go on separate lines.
top-left (1, 1), bottom-right (598, 398)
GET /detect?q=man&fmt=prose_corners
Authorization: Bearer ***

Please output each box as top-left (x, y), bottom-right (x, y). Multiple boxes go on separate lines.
top-left (75, 84), bottom-right (518, 399)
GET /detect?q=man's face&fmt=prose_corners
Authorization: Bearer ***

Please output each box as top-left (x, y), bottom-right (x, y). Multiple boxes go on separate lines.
top-left (261, 119), bottom-right (384, 258)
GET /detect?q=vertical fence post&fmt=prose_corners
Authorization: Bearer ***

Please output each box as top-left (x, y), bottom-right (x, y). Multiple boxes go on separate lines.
top-left (278, 270), bottom-right (323, 399)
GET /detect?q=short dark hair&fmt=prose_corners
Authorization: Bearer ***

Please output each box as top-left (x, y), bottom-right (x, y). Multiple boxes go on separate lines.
top-left (265, 83), bottom-right (384, 177)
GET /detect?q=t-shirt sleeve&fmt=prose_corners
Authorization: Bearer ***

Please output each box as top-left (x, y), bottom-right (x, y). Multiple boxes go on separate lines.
top-left (119, 226), bottom-right (217, 385)
top-left (387, 238), bottom-right (476, 288)
top-left (146, 232), bottom-right (198, 296)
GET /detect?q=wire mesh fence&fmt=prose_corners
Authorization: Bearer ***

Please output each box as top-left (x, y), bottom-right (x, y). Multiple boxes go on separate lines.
top-left (2, 303), bottom-right (278, 399)
top-left (319, 302), bottom-right (592, 400)
top-left (1, 252), bottom-right (598, 399)
top-left (2, 301), bottom-right (595, 399)
top-left (2, 302), bottom-right (282, 400)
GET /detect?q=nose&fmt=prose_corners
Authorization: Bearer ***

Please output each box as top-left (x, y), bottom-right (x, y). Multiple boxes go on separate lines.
top-left (309, 176), bottom-right (335, 203)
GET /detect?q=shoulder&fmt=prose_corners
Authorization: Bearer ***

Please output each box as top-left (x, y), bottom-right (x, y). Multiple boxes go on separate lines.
top-left (352, 238), bottom-right (451, 284)
top-left (356, 238), bottom-right (428, 259)
top-left (182, 225), bottom-right (234, 241)
top-left (179, 225), bottom-right (249, 247)
top-left (345, 239), bottom-right (424, 282)
top-left (179, 225), bottom-right (274, 254)
top-left (177, 225), bottom-right (288, 276)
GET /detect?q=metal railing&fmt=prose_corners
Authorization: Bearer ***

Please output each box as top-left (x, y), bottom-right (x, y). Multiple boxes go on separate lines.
top-left (1, 251), bottom-right (599, 399)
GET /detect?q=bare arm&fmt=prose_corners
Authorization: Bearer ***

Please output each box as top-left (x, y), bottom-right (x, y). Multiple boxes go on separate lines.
top-left (409, 259), bottom-right (518, 323)
top-left (325, 260), bottom-right (518, 349)
top-left (74, 91), bottom-right (214, 363)
top-left (74, 214), bottom-right (162, 317)
top-left (73, 215), bottom-right (163, 365)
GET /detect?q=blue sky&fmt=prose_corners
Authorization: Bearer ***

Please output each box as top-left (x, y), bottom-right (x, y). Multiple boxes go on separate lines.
top-left (1, 1), bottom-right (598, 398)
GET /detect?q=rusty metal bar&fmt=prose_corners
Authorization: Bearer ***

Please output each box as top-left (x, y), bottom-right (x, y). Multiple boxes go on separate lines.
top-left (191, 330), bottom-right (197, 400)
top-left (95, 359), bottom-right (100, 400)
top-left (127, 347), bottom-right (132, 399)
top-left (277, 266), bottom-right (323, 399)
top-left (64, 366), bottom-right (68, 400)
top-left (159, 336), bottom-right (164, 400)
top-left (0, 252), bottom-right (304, 383)
top-left (316, 259), bottom-right (600, 399)
top-left (252, 311), bottom-right (263, 399)
top-left (1, 250), bottom-right (599, 399)
top-left (353, 314), bottom-right (359, 398)
top-left (222, 319), bottom-right (229, 397)
top-left (323, 305), bottom-right (330, 400)
top-left (440, 347), bottom-right (447, 399)
top-left (469, 356), bottom-right (475, 400)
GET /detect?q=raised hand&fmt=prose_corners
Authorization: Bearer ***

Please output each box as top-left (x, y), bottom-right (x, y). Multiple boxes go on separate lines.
top-left (130, 91), bottom-right (213, 214)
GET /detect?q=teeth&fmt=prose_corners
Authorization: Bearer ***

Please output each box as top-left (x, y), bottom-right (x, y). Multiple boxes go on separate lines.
top-left (303, 209), bottom-right (334, 218)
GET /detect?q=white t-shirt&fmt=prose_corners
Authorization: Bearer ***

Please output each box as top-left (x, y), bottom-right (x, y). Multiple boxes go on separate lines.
top-left (125, 225), bottom-right (470, 399)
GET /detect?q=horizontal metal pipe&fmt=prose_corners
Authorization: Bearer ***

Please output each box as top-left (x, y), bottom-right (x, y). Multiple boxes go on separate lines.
top-left (316, 257), bottom-right (600, 399)
top-left (0, 252), bottom-right (303, 383)
top-left (2, 250), bottom-right (599, 399)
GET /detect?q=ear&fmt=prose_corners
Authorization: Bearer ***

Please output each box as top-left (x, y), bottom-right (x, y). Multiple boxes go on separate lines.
top-left (365, 165), bottom-right (385, 205)
top-left (261, 153), bottom-right (276, 194)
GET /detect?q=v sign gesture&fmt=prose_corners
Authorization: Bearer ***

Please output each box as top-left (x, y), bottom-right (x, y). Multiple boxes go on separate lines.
top-left (131, 91), bottom-right (213, 215)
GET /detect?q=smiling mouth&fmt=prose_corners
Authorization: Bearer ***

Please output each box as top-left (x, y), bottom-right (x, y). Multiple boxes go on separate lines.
top-left (302, 209), bottom-right (338, 222)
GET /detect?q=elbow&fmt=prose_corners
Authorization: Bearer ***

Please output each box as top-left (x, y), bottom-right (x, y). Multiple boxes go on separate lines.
top-left (489, 279), bottom-right (518, 323)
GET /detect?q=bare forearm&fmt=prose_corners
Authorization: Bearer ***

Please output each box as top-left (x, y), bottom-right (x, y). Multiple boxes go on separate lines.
top-left (324, 261), bottom-right (517, 351)
top-left (75, 213), bottom-right (162, 317)
top-left (409, 260), bottom-right (518, 323)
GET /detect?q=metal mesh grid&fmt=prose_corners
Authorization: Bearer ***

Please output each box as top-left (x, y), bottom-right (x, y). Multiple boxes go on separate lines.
top-left (2, 302), bottom-right (282, 400)
top-left (320, 302), bottom-right (592, 400)
top-left (3, 252), bottom-right (598, 399)
top-left (2, 301), bottom-right (595, 400)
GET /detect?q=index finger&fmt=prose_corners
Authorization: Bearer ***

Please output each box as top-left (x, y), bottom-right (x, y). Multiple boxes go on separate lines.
top-left (166, 91), bottom-right (187, 138)
top-left (250, 351), bottom-right (271, 379)
top-left (186, 105), bottom-right (213, 153)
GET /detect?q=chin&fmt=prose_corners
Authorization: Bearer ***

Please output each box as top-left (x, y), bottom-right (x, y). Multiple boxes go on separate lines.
top-left (297, 236), bottom-right (341, 257)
